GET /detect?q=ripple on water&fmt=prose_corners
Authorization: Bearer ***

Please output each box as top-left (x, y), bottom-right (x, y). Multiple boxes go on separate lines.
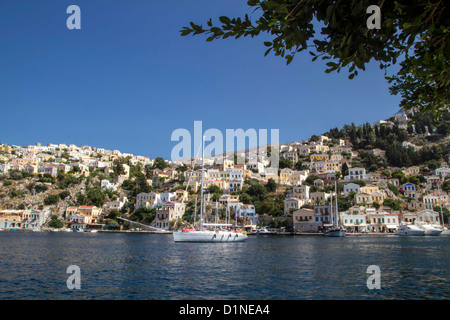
top-left (0, 232), bottom-right (449, 299)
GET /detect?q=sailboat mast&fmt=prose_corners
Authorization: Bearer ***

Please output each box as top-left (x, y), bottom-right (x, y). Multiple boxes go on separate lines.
top-left (200, 135), bottom-right (205, 230)
top-left (335, 181), bottom-right (339, 226)
top-left (215, 201), bottom-right (218, 225)
top-left (193, 197), bottom-right (197, 227)
top-left (330, 187), bottom-right (334, 225)
top-left (437, 182), bottom-right (445, 229)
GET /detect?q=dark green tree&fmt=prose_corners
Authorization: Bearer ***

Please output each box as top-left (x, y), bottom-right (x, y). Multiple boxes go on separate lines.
top-left (181, 0), bottom-right (449, 117)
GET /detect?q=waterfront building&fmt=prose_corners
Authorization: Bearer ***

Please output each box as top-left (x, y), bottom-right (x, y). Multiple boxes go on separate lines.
top-left (292, 208), bottom-right (316, 232)
top-left (367, 211), bottom-right (388, 233)
top-left (342, 212), bottom-right (368, 233)
top-left (401, 209), bottom-right (441, 225)
top-left (284, 198), bottom-right (304, 215)
top-left (0, 209), bottom-right (50, 230)
top-left (235, 204), bottom-right (257, 225)
top-left (154, 201), bottom-right (186, 230)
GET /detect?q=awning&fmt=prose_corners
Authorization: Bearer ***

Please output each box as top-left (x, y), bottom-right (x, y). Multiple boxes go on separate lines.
top-left (386, 225), bottom-right (399, 229)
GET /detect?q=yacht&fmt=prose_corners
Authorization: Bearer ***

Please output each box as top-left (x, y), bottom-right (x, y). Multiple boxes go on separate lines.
top-left (417, 223), bottom-right (442, 236)
top-left (172, 134), bottom-right (248, 243)
top-left (173, 228), bottom-right (248, 242)
top-left (323, 181), bottom-right (346, 237)
top-left (394, 224), bottom-right (425, 236)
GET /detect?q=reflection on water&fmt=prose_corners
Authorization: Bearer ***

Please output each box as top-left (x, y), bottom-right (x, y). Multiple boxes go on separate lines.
top-left (0, 232), bottom-right (448, 299)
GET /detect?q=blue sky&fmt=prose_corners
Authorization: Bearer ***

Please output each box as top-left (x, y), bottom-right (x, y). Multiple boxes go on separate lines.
top-left (0, 0), bottom-right (402, 160)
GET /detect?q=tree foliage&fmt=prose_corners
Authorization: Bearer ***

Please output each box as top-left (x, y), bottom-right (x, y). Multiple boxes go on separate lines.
top-left (181, 0), bottom-right (449, 116)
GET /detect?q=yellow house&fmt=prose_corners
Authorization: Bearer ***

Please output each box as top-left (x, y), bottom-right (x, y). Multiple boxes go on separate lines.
top-left (77, 206), bottom-right (102, 218)
top-left (310, 192), bottom-right (331, 205)
top-left (243, 169), bottom-right (252, 179)
top-left (325, 160), bottom-right (340, 171)
top-left (310, 154), bottom-right (329, 162)
top-left (360, 185), bottom-right (379, 194)
top-left (355, 192), bottom-right (384, 205)
top-left (279, 168), bottom-right (292, 184)
top-left (0, 210), bottom-right (30, 229)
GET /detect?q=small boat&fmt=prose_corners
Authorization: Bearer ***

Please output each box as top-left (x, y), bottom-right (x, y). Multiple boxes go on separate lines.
top-left (76, 228), bottom-right (85, 232)
top-left (89, 229), bottom-right (98, 233)
top-left (394, 224), bottom-right (424, 236)
top-left (62, 228), bottom-right (73, 232)
top-left (324, 226), bottom-right (346, 237)
top-left (257, 227), bottom-right (275, 235)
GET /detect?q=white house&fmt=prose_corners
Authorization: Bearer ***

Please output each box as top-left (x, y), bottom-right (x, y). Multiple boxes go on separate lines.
top-left (343, 183), bottom-right (361, 196)
top-left (235, 204), bottom-right (257, 225)
top-left (435, 167), bottom-right (450, 178)
top-left (247, 161), bottom-right (265, 173)
top-left (341, 213), bottom-right (368, 233)
top-left (101, 179), bottom-right (118, 191)
top-left (104, 196), bottom-right (128, 211)
top-left (344, 167), bottom-right (368, 181)
top-left (402, 209), bottom-right (442, 225)
top-left (29, 209), bottom-right (51, 230)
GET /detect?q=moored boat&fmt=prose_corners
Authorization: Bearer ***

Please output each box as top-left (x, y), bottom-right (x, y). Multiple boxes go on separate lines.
top-left (323, 181), bottom-right (346, 237)
top-left (257, 227), bottom-right (275, 235)
top-left (394, 224), bottom-right (424, 236)
top-left (172, 134), bottom-right (248, 243)
top-left (417, 223), bottom-right (442, 236)
top-left (173, 229), bottom-right (248, 242)
top-left (324, 226), bottom-right (346, 237)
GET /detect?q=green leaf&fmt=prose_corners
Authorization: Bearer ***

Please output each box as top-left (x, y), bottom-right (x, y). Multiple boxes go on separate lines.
top-left (219, 16), bottom-right (231, 24)
top-left (285, 55), bottom-right (293, 65)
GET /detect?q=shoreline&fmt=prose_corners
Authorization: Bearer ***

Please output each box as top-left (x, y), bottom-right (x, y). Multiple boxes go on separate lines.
top-left (1, 229), bottom-right (444, 237)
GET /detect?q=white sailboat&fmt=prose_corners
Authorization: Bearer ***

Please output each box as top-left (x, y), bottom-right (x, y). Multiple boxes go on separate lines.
top-left (323, 181), bottom-right (346, 237)
top-left (436, 182), bottom-right (450, 235)
top-left (172, 135), bottom-right (248, 243)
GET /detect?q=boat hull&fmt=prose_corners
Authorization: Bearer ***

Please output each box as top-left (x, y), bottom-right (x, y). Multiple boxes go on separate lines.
top-left (323, 230), bottom-right (346, 237)
top-left (173, 230), bottom-right (248, 242)
top-left (394, 230), bottom-right (424, 236)
top-left (423, 229), bottom-right (442, 236)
